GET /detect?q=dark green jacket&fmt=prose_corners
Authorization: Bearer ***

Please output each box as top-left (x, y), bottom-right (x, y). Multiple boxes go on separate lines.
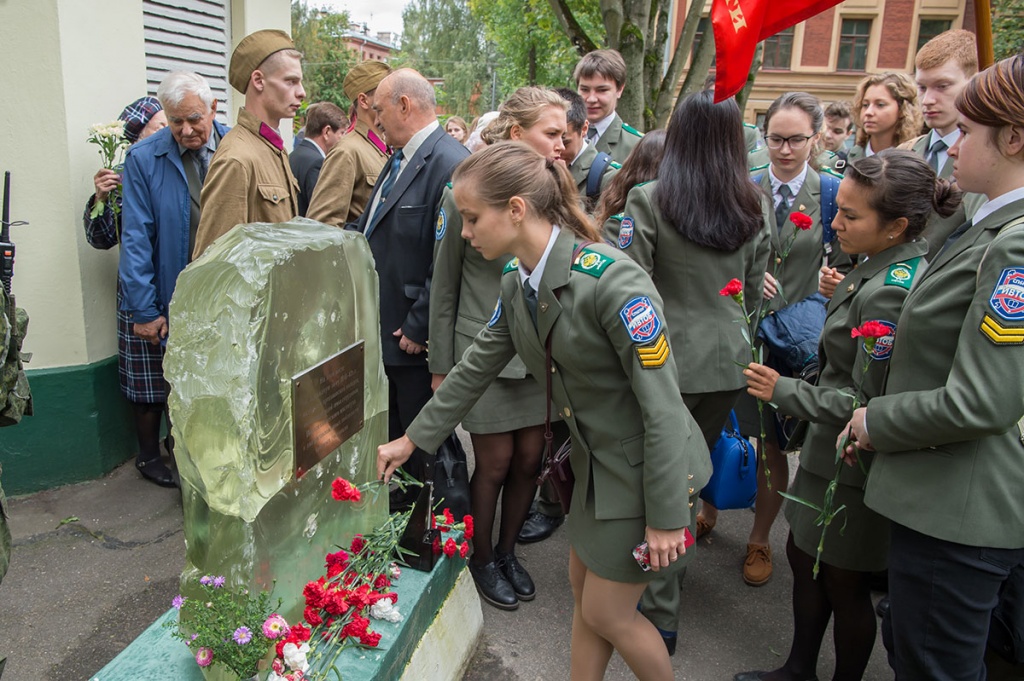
top-left (595, 113), bottom-right (642, 165)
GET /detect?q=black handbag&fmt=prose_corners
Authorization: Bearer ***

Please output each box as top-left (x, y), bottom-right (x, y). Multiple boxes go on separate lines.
top-left (433, 432), bottom-right (471, 520)
top-left (537, 331), bottom-right (574, 515)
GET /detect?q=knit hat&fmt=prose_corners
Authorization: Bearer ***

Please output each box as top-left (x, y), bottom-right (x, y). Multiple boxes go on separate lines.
top-left (343, 61), bottom-right (392, 101)
top-left (229, 29), bottom-right (295, 93)
top-left (118, 96), bottom-right (163, 144)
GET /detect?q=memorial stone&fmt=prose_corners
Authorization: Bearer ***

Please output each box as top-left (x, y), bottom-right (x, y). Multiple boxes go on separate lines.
top-left (164, 220), bottom-right (387, 638)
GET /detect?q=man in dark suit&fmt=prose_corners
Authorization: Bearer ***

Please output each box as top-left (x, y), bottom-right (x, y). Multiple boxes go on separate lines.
top-left (290, 101), bottom-right (345, 216)
top-left (356, 68), bottom-right (470, 497)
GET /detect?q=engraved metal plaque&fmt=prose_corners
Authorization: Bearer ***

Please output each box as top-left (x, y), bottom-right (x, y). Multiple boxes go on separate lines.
top-left (292, 340), bottom-right (365, 477)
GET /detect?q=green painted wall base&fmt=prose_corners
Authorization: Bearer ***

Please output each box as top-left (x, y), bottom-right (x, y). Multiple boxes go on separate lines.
top-left (0, 356), bottom-right (135, 495)
top-left (92, 556), bottom-right (481, 681)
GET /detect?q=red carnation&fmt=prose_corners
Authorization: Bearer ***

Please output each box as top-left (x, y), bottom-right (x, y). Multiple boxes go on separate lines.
top-left (432, 535), bottom-right (442, 555)
top-left (442, 508), bottom-right (455, 528)
top-left (789, 211), bottom-right (813, 230)
top-left (443, 537), bottom-right (458, 557)
top-left (462, 515), bottom-right (474, 539)
top-left (303, 578), bottom-right (327, 609)
top-left (304, 606), bottom-right (324, 626)
top-left (374, 573), bottom-right (391, 590)
top-left (851, 320), bottom-right (892, 340)
top-left (324, 589), bottom-right (350, 616)
top-left (350, 535), bottom-right (366, 554)
top-left (719, 278), bottom-right (744, 298)
top-left (360, 630), bottom-right (382, 647)
top-left (289, 623), bottom-right (311, 643)
top-left (459, 541), bottom-right (470, 558)
top-left (331, 477), bottom-right (361, 502)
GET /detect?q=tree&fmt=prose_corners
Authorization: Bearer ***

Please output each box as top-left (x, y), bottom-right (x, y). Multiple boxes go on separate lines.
top-left (291, 1), bottom-right (357, 109)
top-left (401, 0), bottom-right (495, 115)
top-left (992, 0), bottom-right (1024, 61)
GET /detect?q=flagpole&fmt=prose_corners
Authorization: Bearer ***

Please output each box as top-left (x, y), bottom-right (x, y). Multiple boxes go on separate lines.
top-left (974, 0), bottom-right (994, 69)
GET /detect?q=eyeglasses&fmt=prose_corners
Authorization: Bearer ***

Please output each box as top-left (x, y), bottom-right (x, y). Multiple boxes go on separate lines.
top-left (765, 134), bottom-right (813, 150)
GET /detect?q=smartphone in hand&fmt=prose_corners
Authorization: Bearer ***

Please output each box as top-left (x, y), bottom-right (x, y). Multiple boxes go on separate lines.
top-left (633, 528), bottom-right (696, 571)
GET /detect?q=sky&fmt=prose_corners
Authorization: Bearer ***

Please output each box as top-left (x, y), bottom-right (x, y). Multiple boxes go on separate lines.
top-left (317, 0), bottom-right (409, 40)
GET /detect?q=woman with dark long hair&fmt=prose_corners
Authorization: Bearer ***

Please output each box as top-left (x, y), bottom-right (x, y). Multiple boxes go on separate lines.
top-left (605, 89), bottom-right (770, 651)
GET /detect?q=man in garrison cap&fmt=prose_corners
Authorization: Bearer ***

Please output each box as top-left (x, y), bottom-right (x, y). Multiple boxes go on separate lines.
top-left (193, 29), bottom-right (305, 257)
top-left (306, 61), bottom-right (392, 227)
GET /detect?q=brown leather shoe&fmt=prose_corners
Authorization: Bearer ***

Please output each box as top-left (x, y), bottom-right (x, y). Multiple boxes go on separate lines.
top-left (696, 514), bottom-right (716, 540)
top-left (743, 543), bottom-right (772, 586)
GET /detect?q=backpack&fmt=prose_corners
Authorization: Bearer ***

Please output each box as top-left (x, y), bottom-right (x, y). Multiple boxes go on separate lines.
top-left (586, 151), bottom-right (613, 201)
top-left (754, 170), bottom-right (840, 256)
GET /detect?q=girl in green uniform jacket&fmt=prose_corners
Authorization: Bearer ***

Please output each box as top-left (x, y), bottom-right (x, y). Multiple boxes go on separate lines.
top-left (380, 142), bottom-right (711, 681)
top-left (736, 150), bottom-right (960, 681)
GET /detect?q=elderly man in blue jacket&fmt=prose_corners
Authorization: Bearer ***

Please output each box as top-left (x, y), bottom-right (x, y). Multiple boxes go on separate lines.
top-left (118, 70), bottom-right (229, 486)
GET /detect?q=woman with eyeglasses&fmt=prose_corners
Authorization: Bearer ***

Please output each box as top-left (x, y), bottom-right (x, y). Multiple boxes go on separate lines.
top-left (713, 93), bottom-right (852, 589)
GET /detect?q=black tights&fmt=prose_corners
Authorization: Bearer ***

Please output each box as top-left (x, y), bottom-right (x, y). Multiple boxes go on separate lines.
top-left (467, 425), bottom-right (545, 566)
top-left (132, 401), bottom-right (168, 463)
top-left (761, 533), bottom-right (877, 681)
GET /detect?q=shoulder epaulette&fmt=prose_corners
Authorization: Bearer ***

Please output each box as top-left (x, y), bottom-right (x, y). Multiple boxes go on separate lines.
top-left (502, 257), bottom-right (520, 274)
top-left (622, 123), bottom-right (644, 138)
top-left (820, 166), bottom-right (844, 179)
top-left (446, 181), bottom-right (453, 189)
top-left (749, 162), bottom-right (770, 173)
top-left (635, 180), bottom-right (654, 188)
top-left (571, 246), bottom-right (614, 278)
top-left (885, 257), bottom-right (922, 290)
top-left (743, 122), bottom-right (758, 129)
top-left (609, 161), bottom-right (622, 170)
top-left (608, 213), bottom-right (624, 223)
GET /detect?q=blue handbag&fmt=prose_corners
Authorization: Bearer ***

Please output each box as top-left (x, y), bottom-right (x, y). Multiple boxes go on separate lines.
top-left (699, 410), bottom-right (757, 510)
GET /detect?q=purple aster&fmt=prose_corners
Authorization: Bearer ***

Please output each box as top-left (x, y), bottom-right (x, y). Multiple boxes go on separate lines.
top-left (172, 595), bottom-right (185, 610)
top-left (232, 626), bottom-right (253, 645)
top-left (212, 576), bottom-right (226, 588)
top-left (199, 575), bottom-right (213, 586)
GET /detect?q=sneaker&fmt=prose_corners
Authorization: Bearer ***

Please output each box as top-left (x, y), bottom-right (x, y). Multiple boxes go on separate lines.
top-left (743, 543), bottom-right (772, 586)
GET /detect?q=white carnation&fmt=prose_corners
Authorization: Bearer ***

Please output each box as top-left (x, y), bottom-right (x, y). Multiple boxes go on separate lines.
top-left (283, 641), bottom-right (311, 673)
top-left (370, 598), bottom-right (403, 623)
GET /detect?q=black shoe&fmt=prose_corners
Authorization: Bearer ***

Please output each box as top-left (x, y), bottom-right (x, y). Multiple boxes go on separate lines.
top-left (136, 457), bottom-right (177, 488)
top-left (517, 511), bottom-right (564, 543)
top-left (495, 551), bottom-right (535, 601)
top-left (468, 561), bottom-right (519, 610)
top-left (658, 628), bottom-right (677, 656)
top-left (875, 595), bottom-right (891, 619)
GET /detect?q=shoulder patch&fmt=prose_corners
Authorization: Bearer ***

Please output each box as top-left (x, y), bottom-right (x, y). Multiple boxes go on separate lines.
top-left (446, 181), bottom-right (453, 189)
top-left (435, 207), bottom-right (447, 241)
top-left (821, 166), bottom-right (845, 179)
top-left (502, 257), bottom-right (520, 274)
top-left (487, 299), bottom-right (502, 328)
top-left (572, 247), bottom-right (613, 277)
top-left (989, 267), bottom-right (1024, 321)
top-left (617, 217), bottom-right (635, 249)
top-left (866, 320), bottom-right (897, 360)
top-left (609, 161), bottom-right (622, 170)
top-left (622, 123), bottom-right (643, 138)
top-left (635, 332), bottom-right (670, 369)
top-left (749, 162), bottom-right (770, 173)
top-left (884, 257), bottom-right (921, 290)
top-left (619, 296), bottom-right (663, 343)
top-left (980, 314), bottom-right (1024, 345)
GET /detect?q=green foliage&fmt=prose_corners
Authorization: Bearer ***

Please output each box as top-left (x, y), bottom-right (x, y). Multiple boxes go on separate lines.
top-left (992, 0), bottom-right (1024, 60)
top-left (470, 0), bottom-right (602, 95)
top-left (292, 1), bottom-right (358, 109)
top-left (401, 0), bottom-right (495, 115)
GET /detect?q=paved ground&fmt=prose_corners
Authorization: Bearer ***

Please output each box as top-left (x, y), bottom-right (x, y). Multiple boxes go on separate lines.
top-left (0, 443), bottom-right (895, 680)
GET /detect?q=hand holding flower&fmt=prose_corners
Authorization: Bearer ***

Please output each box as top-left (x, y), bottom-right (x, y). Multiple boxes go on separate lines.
top-left (763, 271), bottom-right (779, 300)
top-left (744, 362), bottom-right (780, 401)
top-left (377, 435), bottom-right (416, 482)
top-left (93, 168), bottom-right (120, 201)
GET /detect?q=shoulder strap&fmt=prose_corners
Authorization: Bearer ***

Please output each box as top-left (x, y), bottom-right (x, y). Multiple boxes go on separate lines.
top-left (587, 152), bottom-right (613, 200)
top-left (819, 172), bottom-right (840, 254)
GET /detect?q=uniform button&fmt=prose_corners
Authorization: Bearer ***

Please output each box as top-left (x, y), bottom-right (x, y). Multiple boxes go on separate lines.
top-left (563, 407), bottom-right (571, 418)
top-left (272, 194), bottom-right (279, 201)
top-left (550, 366), bottom-right (557, 373)
top-left (687, 473), bottom-right (694, 480)
top-left (539, 302), bottom-right (549, 312)
top-left (688, 487), bottom-right (695, 495)
top-left (688, 501), bottom-right (694, 508)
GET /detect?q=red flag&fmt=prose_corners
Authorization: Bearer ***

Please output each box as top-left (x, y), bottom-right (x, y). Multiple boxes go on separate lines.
top-left (711, 0), bottom-right (844, 102)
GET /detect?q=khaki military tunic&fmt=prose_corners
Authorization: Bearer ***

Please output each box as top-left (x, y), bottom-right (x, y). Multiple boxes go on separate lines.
top-left (409, 229), bottom-right (711, 581)
top-left (595, 113), bottom-right (643, 165)
top-left (774, 239), bottom-right (927, 571)
top-left (194, 108), bottom-right (299, 258)
top-left (306, 119), bottom-right (388, 228)
top-left (570, 143), bottom-right (619, 212)
top-left (864, 199), bottom-right (1024, 549)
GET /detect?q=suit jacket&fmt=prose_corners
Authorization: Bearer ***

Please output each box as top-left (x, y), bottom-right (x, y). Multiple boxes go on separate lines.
top-left (604, 180), bottom-right (771, 393)
top-left (772, 239), bottom-right (927, 485)
top-left (754, 167), bottom-right (853, 311)
top-left (906, 133), bottom-right (986, 262)
top-left (595, 113), bottom-right (642, 165)
top-left (289, 137), bottom-right (325, 217)
top-left (120, 122), bottom-right (230, 323)
top-left (307, 120), bottom-right (388, 227)
top-left (408, 229), bottom-right (712, 528)
top-left (863, 198), bottom-right (1024, 548)
top-left (354, 126), bottom-right (470, 366)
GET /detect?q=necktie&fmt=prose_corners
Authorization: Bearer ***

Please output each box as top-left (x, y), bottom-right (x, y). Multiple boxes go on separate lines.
top-left (936, 220), bottom-right (973, 259)
top-left (378, 149), bottom-right (404, 203)
top-left (927, 138), bottom-right (947, 172)
top-left (775, 184), bottom-right (792, 230)
top-left (523, 279), bottom-right (539, 328)
top-left (586, 126), bottom-right (599, 143)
